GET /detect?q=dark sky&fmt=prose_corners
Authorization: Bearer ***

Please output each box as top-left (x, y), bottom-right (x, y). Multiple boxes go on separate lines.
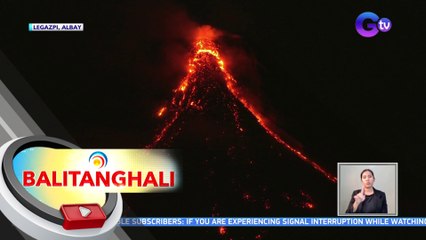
top-left (1, 0), bottom-right (426, 239)
top-left (1, 0), bottom-right (424, 168)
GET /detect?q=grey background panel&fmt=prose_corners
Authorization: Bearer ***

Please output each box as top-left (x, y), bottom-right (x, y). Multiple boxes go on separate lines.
top-left (0, 79), bottom-right (43, 136)
top-left (0, 50), bottom-right (72, 142)
top-left (0, 51), bottom-right (136, 239)
top-left (0, 80), bottom-right (132, 240)
top-left (0, 88), bottom-right (35, 239)
top-left (0, 124), bottom-right (12, 144)
top-left (0, 49), bottom-right (156, 239)
top-left (0, 87), bottom-right (35, 138)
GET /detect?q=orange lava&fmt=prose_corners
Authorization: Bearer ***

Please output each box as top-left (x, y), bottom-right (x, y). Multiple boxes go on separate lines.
top-left (219, 226), bottom-right (227, 235)
top-left (157, 107), bottom-right (166, 117)
top-left (149, 37), bottom-right (336, 183)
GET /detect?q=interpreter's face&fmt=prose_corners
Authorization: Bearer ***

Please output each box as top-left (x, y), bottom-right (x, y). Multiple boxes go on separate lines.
top-left (361, 171), bottom-right (375, 188)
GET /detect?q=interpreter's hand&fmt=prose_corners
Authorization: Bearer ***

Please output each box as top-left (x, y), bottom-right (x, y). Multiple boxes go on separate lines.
top-left (354, 186), bottom-right (366, 204)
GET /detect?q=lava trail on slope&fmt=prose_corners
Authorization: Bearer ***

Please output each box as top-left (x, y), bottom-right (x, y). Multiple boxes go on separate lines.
top-left (127, 37), bottom-right (336, 240)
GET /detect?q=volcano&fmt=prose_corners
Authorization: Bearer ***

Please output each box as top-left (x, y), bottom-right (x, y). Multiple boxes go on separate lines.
top-left (126, 38), bottom-right (336, 239)
top-left (149, 39), bottom-right (335, 182)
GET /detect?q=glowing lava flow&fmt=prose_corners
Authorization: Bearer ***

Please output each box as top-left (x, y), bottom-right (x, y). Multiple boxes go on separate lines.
top-left (150, 39), bottom-right (336, 183)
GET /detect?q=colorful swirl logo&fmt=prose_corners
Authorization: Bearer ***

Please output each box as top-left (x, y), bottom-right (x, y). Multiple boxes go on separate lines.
top-left (89, 151), bottom-right (108, 169)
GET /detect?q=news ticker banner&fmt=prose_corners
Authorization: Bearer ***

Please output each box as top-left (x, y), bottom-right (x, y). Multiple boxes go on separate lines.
top-left (119, 218), bottom-right (426, 227)
top-left (13, 148), bottom-right (180, 209)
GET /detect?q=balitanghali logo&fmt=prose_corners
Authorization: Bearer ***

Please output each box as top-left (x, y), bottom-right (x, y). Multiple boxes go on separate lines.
top-left (89, 151), bottom-right (108, 169)
top-left (18, 149), bottom-right (178, 192)
top-left (355, 12), bottom-right (392, 38)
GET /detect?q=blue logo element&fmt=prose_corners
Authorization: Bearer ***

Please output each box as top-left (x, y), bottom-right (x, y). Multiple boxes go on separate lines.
top-left (89, 151), bottom-right (108, 169)
top-left (355, 12), bottom-right (392, 38)
top-left (378, 18), bottom-right (392, 33)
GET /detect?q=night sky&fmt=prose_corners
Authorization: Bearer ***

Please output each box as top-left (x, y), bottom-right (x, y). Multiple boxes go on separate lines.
top-left (1, 1), bottom-right (426, 239)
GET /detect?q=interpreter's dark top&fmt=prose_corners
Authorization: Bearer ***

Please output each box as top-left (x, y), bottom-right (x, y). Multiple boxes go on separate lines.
top-left (345, 188), bottom-right (388, 213)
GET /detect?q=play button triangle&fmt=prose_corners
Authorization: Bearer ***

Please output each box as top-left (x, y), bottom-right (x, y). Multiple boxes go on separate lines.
top-left (79, 206), bottom-right (91, 217)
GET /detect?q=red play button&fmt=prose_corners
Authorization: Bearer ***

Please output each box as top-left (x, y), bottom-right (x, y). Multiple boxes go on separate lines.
top-left (60, 203), bottom-right (106, 230)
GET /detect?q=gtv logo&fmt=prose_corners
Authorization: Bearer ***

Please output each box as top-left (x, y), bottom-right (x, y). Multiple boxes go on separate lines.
top-left (355, 12), bottom-right (392, 38)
